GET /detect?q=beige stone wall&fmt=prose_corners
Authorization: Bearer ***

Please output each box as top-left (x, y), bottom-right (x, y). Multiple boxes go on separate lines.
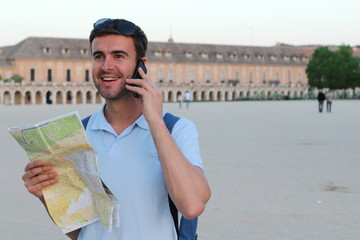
top-left (0, 54), bottom-right (310, 105)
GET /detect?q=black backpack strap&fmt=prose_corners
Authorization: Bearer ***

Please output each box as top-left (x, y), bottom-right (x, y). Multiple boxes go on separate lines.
top-left (81, 115), bottom-right (91, 129)
top-left (163, 112), bottom-right (181, 239)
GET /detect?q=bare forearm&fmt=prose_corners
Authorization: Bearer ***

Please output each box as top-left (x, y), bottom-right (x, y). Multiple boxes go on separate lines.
top-left (149, 120), bottom-right (211, 219)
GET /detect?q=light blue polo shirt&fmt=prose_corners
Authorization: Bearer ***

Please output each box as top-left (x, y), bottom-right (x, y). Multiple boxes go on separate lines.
top-left (78, 105), bottom-right (203, 240)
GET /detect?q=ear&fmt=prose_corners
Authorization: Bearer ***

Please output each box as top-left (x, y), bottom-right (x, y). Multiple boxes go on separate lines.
top-left (141, 57), bottom-right (147, 64)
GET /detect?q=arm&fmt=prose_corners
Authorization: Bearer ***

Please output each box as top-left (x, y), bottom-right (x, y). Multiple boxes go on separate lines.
top-left (149, 119), bottom-right (211, 219)
top-left (126, 68), bottom-right (211, 219)
top-left (22, 160), bottom-right (80, 239)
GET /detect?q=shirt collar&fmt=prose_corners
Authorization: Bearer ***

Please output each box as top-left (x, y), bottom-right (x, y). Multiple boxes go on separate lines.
top-left (91, 104), bottom-right (167, 133)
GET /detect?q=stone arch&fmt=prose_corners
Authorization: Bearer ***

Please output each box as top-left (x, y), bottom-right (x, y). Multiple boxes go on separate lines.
top-left (201, 91), bottom-right (206, 101)
top-left (232, 91), bottom-right (237, 99)
top-left (66, 91), bottom-right (73, 104)
top-left (267, 91), bottom-right (272, 97)
top-left (176, 90), bottom-right (182, 102)
top-left (224, 91), bottom-right (229, 101)
top-left (3, 91), bottom-right (11, 105)
top-left (193, 91), bottom-right (199, 101)
top-left (217, 91), bottom-right (222, 101)
top-left (35, 91), bottom-right (42, 104)
top-left (14, 91), bottom-right (22, 105)
top-left (209, 91), bottom-right (215, 101)
top-left (24, 91), bottom-right (32, 105)
top-left (168, 90), bottom-right (175, 102)
top-left (86, 91), bottom-right (92, 104)
top-left (293, 91), bottom-right (298, 98)
top-left (46, 91), bottom-right (53, 104)
top-left (56, 91), bottom-right (63, 104)
top-left (76, 91), bottom-right (83, 104)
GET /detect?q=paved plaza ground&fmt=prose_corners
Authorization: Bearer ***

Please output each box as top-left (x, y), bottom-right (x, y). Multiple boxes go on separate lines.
top-left (1, 100), bottom-right (359, 240)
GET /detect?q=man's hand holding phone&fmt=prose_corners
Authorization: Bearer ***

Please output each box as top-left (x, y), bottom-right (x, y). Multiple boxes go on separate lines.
top-left (126, 60), bottom-right (164, 124)
top-left (129, 59), bottom-right (147, 98)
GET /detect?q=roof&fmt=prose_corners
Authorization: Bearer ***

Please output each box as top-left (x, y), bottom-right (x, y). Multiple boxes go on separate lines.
top-left (0, 37), bottom-right (324, 67)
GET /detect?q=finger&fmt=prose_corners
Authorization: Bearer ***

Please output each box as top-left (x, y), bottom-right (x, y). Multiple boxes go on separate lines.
top-left (22, 164), bottom-right (53, 181)
top-left (26, 175), bottom-right (59, 197)
top-left (24, 160), bottom-right (44, 171)
top-left (25, 172), bottom-right (58, 191)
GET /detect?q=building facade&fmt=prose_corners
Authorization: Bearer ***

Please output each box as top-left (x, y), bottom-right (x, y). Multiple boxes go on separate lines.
top-left (0, 37), bottom-right (314, 105)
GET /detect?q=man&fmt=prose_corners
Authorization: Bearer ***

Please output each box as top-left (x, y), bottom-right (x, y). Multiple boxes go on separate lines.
top-left (317, 91), bottom-right (325, 113)
top-left (185, 91), bottom-right (191, 109)
top-left (325, 91), bottom-right (333, 113)
top-left (22, 18), bottom-right (211, 240)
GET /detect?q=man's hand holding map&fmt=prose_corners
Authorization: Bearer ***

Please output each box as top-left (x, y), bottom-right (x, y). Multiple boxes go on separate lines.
top-left (8, 112), bottom-right (119, 233)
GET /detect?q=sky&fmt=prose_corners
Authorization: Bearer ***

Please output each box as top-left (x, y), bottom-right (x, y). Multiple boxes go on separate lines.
top-left (0, 0), bottom-right (359, 47)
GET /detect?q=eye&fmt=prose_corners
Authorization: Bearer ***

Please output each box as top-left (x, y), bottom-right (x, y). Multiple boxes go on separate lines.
top-left (115, 54), bottom-right (124, 59)
top-left (93, 54), bottom-right (104, 61)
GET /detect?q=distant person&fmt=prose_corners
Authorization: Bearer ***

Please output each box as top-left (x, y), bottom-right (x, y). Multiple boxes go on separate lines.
top-left (177, 92), bottom-right (183, 109)
top-left (317, 91), bottom-right (325, 113)
top-left (185, 91), bottom-right (191, 109)
top-left (325, 91), bottom-right (334, 113)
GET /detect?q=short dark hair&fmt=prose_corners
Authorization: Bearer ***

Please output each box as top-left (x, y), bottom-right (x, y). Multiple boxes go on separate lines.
top-left (89, 19), bottom-right (148, 60)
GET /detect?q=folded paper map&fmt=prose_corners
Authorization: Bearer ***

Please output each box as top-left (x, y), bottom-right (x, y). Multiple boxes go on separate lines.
top-left (8, 112), bottom-right (119, 233)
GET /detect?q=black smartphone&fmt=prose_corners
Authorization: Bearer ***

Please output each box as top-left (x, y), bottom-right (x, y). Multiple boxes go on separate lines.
top-left (130, 59), bottom-right (147, 98)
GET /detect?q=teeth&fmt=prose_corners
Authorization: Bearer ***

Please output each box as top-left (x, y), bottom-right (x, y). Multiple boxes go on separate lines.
top-left (103, 78), bottom-right (117, 81)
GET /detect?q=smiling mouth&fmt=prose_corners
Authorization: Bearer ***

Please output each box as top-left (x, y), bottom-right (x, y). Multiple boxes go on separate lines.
top-left (102, 77), bottom-right (118, 81)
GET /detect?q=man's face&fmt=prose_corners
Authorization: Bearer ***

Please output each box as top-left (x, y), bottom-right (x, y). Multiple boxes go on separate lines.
top-left (91, 34), bottom-right (137, 101)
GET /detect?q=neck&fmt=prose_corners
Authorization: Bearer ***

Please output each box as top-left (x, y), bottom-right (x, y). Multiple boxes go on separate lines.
top-left (104, 97), bottom-right (142, 135)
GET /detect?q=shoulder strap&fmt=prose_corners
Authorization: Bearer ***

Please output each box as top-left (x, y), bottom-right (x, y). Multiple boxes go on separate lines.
top-left (81, 115), bottom-right (91, 129)
top-left (163, 112), bottom-right (180, 133)
top-left (163, 113), bottom-right (181, 239)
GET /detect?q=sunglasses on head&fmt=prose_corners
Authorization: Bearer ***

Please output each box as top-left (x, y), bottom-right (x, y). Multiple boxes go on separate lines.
top-left (93, 18), bottom-right (137, 36)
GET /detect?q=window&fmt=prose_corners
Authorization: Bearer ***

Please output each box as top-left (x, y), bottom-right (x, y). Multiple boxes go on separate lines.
top-left (47, 69), bottom-right (52, 82)
top-left (235, 72), bottom-right (240, 82)
top-left (249, 72), bottom-right (253, 84)
top-left (220, 72), bottom-right (226, 83)
top-left (85, 70), bottom-right (90, 82)
top-left (62, 47), bottom-right (70, 55)
top-left (216, 53), bottom-right (223, 60)
top-left (158, 70), bottom-right (164, 83)
top-left (275, 72), bottom-right (280, 81)
top-left (43, 47), bottom-right (51, 54)
top-left (66, 69), bottom-right (71, 82)
top-left (262, 72), bottom-right (267, 84)
top-left (230, 53), bottom-right (237, 60)
top-left (292, 56), bottom-right (299, 62)
top-left (185, 51), bottom-right (193, 58)
top-left (80, 48), bottom-right (88, 56)
top-left (165, 50), bottom-right (172, 58)
top-left (154, 51), bottom-right (162, 57)
top-left (189, 71), bottom-right (195, 83)
top-left (270, 55), bottom-right (278, 61)
top-left (169, 70), bottom-right (174, 82)
top-left (298, 73), bottom-right (302, 83)
top-left (30, 69), bottom-right (35, 82)
top-left (206, 72), bottom-right (211, 83)
top-left (288, 71), bottom-right (292, 83)
top-left (244, 54), bottom-right (250, 60)
top-left (201, 52), bottom-right (209, 59)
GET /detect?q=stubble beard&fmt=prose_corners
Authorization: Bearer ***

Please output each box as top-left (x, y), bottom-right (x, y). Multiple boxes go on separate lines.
top-left (93, 74), bottom-right (132, 101)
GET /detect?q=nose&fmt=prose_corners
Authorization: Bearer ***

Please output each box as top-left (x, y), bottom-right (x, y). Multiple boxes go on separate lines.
top-left (101, 57), bottom-right (115, 71)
